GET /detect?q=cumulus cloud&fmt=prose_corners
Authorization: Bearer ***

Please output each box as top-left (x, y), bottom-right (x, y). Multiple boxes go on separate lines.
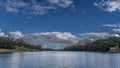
top-left (0, 29), bottom-right (6, 37)
top-left (112, 34), bottom-right (120, 37)
top-left (94, 0), bottom-right (120, 12)
top-left (0, 0), bottom-right (74, 15)
top-left (81, 32), bottom-right (111, 39)
top-left (8, 31), bottom-right (23, 39)
top-left (23, 32), bottom-right (78, 44)
top-left (0, 32), bottom-right (6, 37)
top-left (0, 29), bottom-right (78, 48)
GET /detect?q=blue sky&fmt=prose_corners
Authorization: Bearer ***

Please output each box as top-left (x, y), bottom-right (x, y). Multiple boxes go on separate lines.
top-left (0, 0), bottom-right (120, 48)
top-left (0, 0), bottom-right (118, 34)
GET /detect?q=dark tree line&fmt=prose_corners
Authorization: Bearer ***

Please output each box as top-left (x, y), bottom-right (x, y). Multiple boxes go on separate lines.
top-left (0, 37), bottom-right (41, 50)
top-left (64, 37), bottom-right (120, 52)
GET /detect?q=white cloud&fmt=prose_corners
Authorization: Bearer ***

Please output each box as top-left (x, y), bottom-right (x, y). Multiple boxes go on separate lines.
top-left (29, 0), bottom-right (49, 15)
top-left (0, 0), bottom-right (74, 15)
top-left (112, 34), bottom-right (120, 37)
top-left (0, 28), bottom-right (6, 37)
top-left (102, 23), bottom-right (120, 33)
top-left (113, 29), bottom-right (120, 33)
top-left (81, 32), bottom-right (112, 39)
top-left (81, 32), bottom-right (120, 40)
top-left (8, 31), bottom-right (23, 39)
top-left (0, 32), bottom-right (6, 37)
top-left (23, 32), bottom-right (78, 44)
top-left (0, 0), bottom-right (27, 13)
top-left (102, 23), bottom-right (120, 28)
top-left (94, 0), bottom-right (120, 12)
top-left (48, 0), bottom-right (73, 8)
top-left (0, 29), bottom-right (79, 48)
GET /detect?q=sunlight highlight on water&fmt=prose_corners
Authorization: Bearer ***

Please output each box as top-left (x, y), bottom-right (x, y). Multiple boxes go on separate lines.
top-left (0, 51), bottom-right (120, 68)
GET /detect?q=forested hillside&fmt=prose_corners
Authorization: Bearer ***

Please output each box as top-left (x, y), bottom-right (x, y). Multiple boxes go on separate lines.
top-left (0, 37), bottom-right (41, 50)
top-left (64, 37), bottom-right (120, 52)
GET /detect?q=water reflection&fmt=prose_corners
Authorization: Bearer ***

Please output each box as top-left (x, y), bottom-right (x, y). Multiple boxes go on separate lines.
top-left (0, 52), bottom-right (21, 68)
top-left (0, 52), bottom-right (120, 68)
top-left (10, 53), bottom-right (21, 68)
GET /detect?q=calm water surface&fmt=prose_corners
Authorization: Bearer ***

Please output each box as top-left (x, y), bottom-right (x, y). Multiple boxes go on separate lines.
top-left (0, 51), bottom-right (120, 68)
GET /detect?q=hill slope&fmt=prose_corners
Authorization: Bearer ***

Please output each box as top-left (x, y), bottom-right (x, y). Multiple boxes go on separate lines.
top-left (64, 37), bottom-right (120, 52)
top-left (0, 37), bottom-right (41, 52)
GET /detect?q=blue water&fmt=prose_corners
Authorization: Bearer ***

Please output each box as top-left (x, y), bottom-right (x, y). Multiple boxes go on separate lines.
top-left (0, 51), bottom-right (120, 68)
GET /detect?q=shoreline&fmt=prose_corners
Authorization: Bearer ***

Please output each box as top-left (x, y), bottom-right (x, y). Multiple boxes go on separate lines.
top-left (0, 49), bottom-right (119, 53)
top-left (0, 49), bottom-right (40, 53)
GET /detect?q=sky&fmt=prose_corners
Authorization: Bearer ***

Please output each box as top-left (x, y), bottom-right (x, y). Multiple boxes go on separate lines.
top-left (0, 0), bottom-right (120, 48)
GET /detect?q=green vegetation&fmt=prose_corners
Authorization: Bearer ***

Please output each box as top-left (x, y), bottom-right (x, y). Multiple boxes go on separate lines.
top-left (64, 37), bottom-right (120, 52)
top-left (1, 36), bottom-right (120, 52)
top-left (0, 37), bottom-right (41, 50)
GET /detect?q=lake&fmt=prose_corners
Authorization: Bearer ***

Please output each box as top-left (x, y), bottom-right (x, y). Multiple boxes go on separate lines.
top-left (0, 51), bottom-right (120, 68)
